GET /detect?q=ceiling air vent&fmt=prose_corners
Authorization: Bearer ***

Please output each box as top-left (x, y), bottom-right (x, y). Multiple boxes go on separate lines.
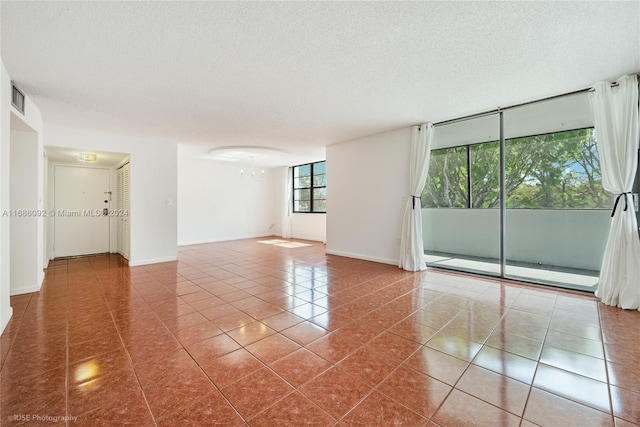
top-left (11, 83), bottom-right (25, 115)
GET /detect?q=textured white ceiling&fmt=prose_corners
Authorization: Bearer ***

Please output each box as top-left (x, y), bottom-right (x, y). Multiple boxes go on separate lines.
top-left (2, 1), bottom-right (639, 164)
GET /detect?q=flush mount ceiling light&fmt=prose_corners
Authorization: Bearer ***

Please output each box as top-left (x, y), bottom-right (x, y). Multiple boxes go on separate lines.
top-left (78, 152), bottom-right (97, 162)
top-left (207, 146), bottom-right (290, 167)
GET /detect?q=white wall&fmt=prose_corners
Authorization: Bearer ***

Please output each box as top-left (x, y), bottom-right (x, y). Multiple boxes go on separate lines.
top-left (1, 61), bottom-right (12, 332)
top-left (45, 125), bottom-right (177, 266)
top-left (10, 129), bottom-right (40, 295)
top-left (326, 126), bottom-right (411, 264)
top-left (273, 166), bottom-right (326, 243)
top-left (289, 214), bottom-right (326, 242)
top-left (1, 60), bottom-right (46, 329)
top-left (178, 156), bottom-right (279, 245)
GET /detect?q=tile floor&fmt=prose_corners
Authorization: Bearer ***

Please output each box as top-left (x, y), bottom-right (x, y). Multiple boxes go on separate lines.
top-left (1, 238), bottom-right (639, 426)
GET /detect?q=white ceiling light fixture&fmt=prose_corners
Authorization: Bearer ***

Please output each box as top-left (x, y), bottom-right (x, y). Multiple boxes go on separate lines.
top-left (78, 152), bottom-right (97, 162)
top-left (240, 156), bottom-right (266, 181)
top-left (207, 145), bottom-right (290, 167)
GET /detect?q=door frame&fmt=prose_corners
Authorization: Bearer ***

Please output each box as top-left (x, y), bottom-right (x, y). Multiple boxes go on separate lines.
top-left (49, 163), bottom-right (117, 258)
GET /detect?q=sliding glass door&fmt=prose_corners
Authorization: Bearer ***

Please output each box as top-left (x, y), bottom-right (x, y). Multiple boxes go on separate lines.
top-left (503, 93), bottom-right (609, 290)
top-left (422, 113), bottom-right (501, 276)
top-left (422, 91), bottom-right (613, 291)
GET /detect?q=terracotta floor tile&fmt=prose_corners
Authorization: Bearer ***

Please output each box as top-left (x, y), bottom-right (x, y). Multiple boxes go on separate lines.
top-left (455, 364), bottom-right (530, 416)
top-left (378, 365), bottom-right (451, 419)
top-left (69, 350), bottom-right (131, 386)
top-left (438, 316), bottom-right (493, 343)
top-left (188, 296), bottom-right (226, 310)
top-left (226, 321), bottom-right (276, 346)
top-left (533, 363), bottom-right (611, 412)
top-left (300, 367), bottom-right (372, 419)
top-left (472, 345), bottom-right (538, 384)
top-left (231, 296), bottom-right (265, 310)
top-left (245, 333), bottom-right (301, 364)
top-left (142, 366), bottom-right (217, 418)
top-left (614, 418), bottom-right (639, 427)
top-left (611, 385), bottom-right (640, 425)
top-left (540, 344), bottom-right (607, 382)
top-left (261, 311), bottom-right (305, 331)
top-left (270, 348), bottom-right (332, 387)
top-left (411, 309), bottom-right (453, 329)
top-left (0, 366), bottom-right (67, 418)
top-left (222, 367), bottom-right (294, 419)
top-left (163, 311), bottom-right (209, 333)
top-left (152, 302), bottom-right (198, 320)
top-left (433, 389), bottom-right (521, 427)
top-left (171, 320), bottom-right (224, 346)
top-left (523, 387), bottom-right (614, 426)
top-left (1, 344), bottom-right (67, 380)
top-left (289, 302), bottom-right (327, 320)
top-left (549, 319), bottom-right (602, 341)
top-left (201, 348), bottom-right (265, 388)
top-left (199, 303), bottom-right (242, 321)
top-left (604, 342), bottom-right (640, 367)
top-left (337, 346), bottom-right (397, 386)
top-left (484, 329), bottom-right (543, 360)
top-left (305, 331), bottom-right (359, 363)
top-left (340, 391), bottom-right (427, 426)
top-left (243, 303), bottom-right (285, 321)
top-left (4, 241), bottom-right (640, 425)
top-left (155, 391), bottom-right (244, 426)
top-left (405, 347), bottom-right (469, 386)
top-left (280, 321), bottom-right (329, 346)
top-left (211, 311), bottom-right (257, 332)
top-left (185, 334), bottom-right (242, 364)
top-left (68, 367), bottom-right (143, 417)
top-left (389, 318), bottom-right (438, 345)
top-left (124, 331), bottom-right (183, 364)
top-left (309, 311), bottom-right (355, 331)
top-left (181, 290), bottom-right (214, 303)
top-left (427, 331), bottom-right (483, 362)
top-left (249, 391), bottom-right (335, 426)
top-left (608, 361), bottom-right (640, 394)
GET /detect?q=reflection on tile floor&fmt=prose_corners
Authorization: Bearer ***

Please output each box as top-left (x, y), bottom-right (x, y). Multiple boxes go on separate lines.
top-left (1, 238), bottom-right (639, 426)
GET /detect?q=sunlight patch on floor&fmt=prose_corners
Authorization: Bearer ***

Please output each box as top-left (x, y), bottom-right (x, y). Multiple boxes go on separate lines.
top-left (257, 239), bottom-right (312, 248)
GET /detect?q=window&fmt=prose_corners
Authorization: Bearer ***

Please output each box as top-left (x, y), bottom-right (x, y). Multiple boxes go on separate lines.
top-left (422, 146), bottom-right (468, 208)
top-left (293, 161), bottom-right (326, 213)
top-left (422, 128), bottom-right (608, 210)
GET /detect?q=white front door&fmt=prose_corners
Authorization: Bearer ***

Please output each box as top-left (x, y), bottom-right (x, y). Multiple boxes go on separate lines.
top-left (54, 166), bottom-right (110, 257)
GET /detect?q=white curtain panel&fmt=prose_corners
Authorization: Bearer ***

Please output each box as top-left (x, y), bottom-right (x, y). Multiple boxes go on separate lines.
top-left (281, 166), bottom-right (292, 239)
top-left (399, 123), bottom-right (434, 271)
top-left (589, 74), bottom-right (640, 310)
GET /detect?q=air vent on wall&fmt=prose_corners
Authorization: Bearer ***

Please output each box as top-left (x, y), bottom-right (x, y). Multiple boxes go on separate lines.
top-left (11, 83), bottom-right (25, 115)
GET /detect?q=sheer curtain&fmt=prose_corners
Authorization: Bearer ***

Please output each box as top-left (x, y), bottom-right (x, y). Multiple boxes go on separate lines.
top-left (589, 74), bottom-right (640, 310)
top-left (399, 123), bottom-right (434, 271)
top-left (281, 166), bottom-right (292, 239)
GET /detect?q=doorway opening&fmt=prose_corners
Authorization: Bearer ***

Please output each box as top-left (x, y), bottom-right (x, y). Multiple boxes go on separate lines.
top-left (45, 147), bottom-right (130, 261)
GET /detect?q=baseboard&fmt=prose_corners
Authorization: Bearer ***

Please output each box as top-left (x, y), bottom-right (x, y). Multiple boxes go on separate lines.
top-left (178, 234), bottom-right (274, 246)
top-left (10, 284), bottom-right (42, 296)
top-left (288, 235), bottom-right (325, 243)
top-left (325, 249), bottom-right (398, 266)
top-left (1, 306), bottom-right (13, 334)
top-left (128, 256), bottom-right (178, 267)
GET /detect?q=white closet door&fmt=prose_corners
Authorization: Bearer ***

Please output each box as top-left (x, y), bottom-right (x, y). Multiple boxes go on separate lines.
top-left (117, 163), bottom-right (131, 260)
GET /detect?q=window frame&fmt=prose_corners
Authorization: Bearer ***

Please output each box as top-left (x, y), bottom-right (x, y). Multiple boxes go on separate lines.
top-left (423, 126), bottom-right (609, 210)
top-left (292, 160), bottom-right (326, 213)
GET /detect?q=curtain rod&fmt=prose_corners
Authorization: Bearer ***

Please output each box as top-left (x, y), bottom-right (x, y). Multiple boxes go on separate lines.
top-left (431, 74), bottom-right (638, 128)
